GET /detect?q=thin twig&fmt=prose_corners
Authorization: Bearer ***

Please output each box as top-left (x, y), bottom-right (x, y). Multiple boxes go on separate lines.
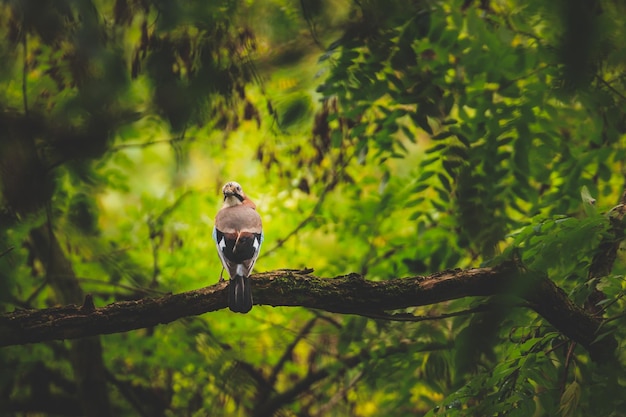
top-left (604, 310), bottom-right (626, 324)
top-left (147, 190), bottom-right (193, 287)
top-left (267, 317), bottom-right (318, 389)
top-left (254, 341), bottom-right (451, 417)
top-left (501, 14), bottom-right (542, 43)
top-left (260, 181), bottom-right (335, 257)
top-left (498, 65), bottom-right (549, 91)
top-left (598, 291), bottom-right (625, 315)
top-left (543, 339), bottom-right (569, 357)
top-left (104, 371), bottom-right (152, 417)
top-left (559, 342), bottom-right (577, 396)
top-left (299, 0), bottom-right (325, 50)
top-left (24, 277), bottom-right (51, 305)
top-left (315, 369), bottom-right (363, 416)
top-left (356, 302), bottom-right (512, 322)
top-left (260, 149), bottom-right (353, 258)
top-left (110, 136), bottom-right (195, 151)
top-left (22, 32), bottom-right (28, 117)
top-left (309, 309), bottom-right (343, 329)
top-left (0, 246), bottom-right (14, 258)
top-left (596, 75), bottom-right (626, 102)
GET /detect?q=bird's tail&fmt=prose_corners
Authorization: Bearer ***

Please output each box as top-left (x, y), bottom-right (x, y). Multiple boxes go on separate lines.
top-left (228, 274), bottom-right (253, 313)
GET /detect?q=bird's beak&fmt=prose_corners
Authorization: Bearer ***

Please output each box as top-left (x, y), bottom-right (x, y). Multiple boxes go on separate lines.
top-left (223, 188), bottom-right (244, 202)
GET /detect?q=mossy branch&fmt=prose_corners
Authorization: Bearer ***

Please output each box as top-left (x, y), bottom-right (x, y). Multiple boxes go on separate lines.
top-left (0, 265), bottom-right (616, 362)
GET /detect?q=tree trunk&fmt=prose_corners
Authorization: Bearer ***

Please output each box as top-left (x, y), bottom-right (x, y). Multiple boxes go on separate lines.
top-left (30, 226), bottom-right (111, 417)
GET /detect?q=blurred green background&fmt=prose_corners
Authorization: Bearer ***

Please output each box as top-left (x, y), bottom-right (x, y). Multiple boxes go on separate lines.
top-left (1, 0), bottom-right (626, 415)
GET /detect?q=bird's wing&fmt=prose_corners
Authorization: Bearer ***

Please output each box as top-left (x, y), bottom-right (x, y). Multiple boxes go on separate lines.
top-left (213, 226), bottom-right (238, 278)
top-left (240, 231), bottom-right (263, 277)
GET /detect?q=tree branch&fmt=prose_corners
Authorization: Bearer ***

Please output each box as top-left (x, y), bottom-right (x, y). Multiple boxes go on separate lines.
top-left (254, 340), bottom-right (451, 417)
top-left (0, 246), bottom-right (14, 258)
top-left (266, 317), bottom-right (318, 391)
top-left (0, 265), bottom-right (616, 362)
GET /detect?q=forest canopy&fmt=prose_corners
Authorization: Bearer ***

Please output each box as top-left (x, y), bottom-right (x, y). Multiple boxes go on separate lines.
top-left (1, 0), bottom-right (626, 416)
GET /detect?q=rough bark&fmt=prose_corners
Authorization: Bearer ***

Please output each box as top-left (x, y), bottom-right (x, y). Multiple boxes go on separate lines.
top-left (0, 264), bottom-right (616, 362)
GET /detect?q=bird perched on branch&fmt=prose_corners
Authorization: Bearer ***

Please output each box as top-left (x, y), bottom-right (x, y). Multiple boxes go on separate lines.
top-left (213, 181), bottom-right (263, 313)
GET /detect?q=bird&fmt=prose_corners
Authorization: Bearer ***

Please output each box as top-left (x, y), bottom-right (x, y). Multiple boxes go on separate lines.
top-left (213, 181), bottom-right (263, 313)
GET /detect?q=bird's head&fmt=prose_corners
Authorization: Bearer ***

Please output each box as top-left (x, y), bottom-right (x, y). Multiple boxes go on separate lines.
top-left (222, 181), bottom-right (245, 206)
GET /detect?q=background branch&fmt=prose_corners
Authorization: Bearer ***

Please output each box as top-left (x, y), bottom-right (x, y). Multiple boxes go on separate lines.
top-left (253, 340), bottom-right (451, 417)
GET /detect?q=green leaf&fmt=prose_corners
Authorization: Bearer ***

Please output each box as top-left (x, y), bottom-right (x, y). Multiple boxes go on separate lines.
top-left (438, 173), bottom-right (452, 192)
top-left (559, 381), bottom-right (581, 417)
top-left (432, 131), bottom-right (454, 140)
top-left (413, 183), bottom-right (430, 193)
top-left (442, 159), bottom-right (463, 177)
top-left (426, 143), bottom-right (448, 154)
top-left (419, 170), bottom-right (437, 181)
top-left (421, 155), bottom-right (440, 167)
top-left (412, 113), bottom-right (433, 134)
top-left (580, 185), bottom-right (597, 216)
top-left (445, 145), bottom-right (468, 160)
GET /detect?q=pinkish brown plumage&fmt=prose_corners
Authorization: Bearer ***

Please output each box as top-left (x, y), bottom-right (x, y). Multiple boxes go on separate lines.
top-left (213, 181), bottom-right (263, 313)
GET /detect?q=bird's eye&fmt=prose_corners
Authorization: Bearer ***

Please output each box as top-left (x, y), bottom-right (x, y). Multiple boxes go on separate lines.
top-left (237, 186), bottom-right (242, 191)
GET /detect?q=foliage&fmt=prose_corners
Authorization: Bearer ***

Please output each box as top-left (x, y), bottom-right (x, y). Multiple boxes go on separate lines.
top-left (1, 0), bottom-right (626, 416)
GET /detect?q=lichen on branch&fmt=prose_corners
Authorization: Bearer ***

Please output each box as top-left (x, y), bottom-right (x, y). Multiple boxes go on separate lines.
top-left (0, 265), bottom-right (616, 362)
